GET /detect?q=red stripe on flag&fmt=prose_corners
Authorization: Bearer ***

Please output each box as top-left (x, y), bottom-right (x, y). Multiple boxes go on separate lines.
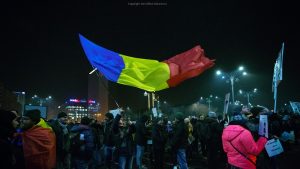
top-left (164, 45), bottom-right (215, 87)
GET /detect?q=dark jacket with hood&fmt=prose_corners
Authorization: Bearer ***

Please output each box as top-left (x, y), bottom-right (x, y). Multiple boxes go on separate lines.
top-left (48, 119), bottom-right (70, 157)
top-left (170, 113), bottom-right (188, 150)
top-left (152, 120), bottom-right (167, 150)
top-left (135, 115), bottom-right (150, 146)
top-left (202, 117), bottom-right (223, 143)
top-left (103, 119), bottom-right (115, 147)
top-left (70, 124), bottom-right (94, 159)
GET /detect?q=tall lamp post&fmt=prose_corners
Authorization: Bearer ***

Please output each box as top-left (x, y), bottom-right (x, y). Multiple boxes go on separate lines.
top-left (216, 66), bottom-right (247, 103)
top-left (239, 88), bottom-right (257, 107)
top-left (31, 95), bottom-right (52, 106)
top-left (144, 92), bottom-right (157, 109)
top-left (144, 91), bottom-right (151, 110)
top-left (144, 91), bottom-right (158, 120)
top-left (200, 95), bottom-right (219, 111)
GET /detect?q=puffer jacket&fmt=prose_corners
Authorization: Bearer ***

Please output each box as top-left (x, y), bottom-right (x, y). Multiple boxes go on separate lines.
top-left (222, 125), bottom-right (267, 169)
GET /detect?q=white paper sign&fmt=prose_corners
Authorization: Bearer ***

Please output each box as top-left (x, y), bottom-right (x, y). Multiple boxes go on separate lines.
top-left (265, 139), bottom-right (284, 157)
top-left (109, 108), bottom-right (121, 118)
top-left (259, 115), bottom-right (268, 138)
top-left (152, 108), bottom-right (158, 117)
top-left (147, 139), bottom-right (153, 145)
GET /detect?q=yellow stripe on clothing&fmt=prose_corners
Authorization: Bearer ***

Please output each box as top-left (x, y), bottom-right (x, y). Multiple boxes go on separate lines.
top-left (36, 118), bottom-right (53, 130)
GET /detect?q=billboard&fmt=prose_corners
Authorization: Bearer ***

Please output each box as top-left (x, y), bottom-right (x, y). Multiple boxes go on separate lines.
top-left (24, 105), bottom-right (47, 119)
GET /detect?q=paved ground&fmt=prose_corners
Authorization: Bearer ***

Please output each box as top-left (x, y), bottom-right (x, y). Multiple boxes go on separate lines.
top-left (97, 143), bottom-right (300, 169)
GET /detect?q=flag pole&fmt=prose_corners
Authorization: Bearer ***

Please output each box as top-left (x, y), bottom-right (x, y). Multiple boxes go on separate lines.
top-left (89, 67), bottom-right (120, 108)
top-left (89, 68), bottom-right (97, 74)
top-left (274, 85), bottom-right (277, 113)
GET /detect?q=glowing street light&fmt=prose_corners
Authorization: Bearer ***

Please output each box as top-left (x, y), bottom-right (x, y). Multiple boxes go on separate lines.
top-left (31, 95), bottom-right (53, 106)
top-left (239, 66), bottom-right (244, 71)
top-left (216, 66), bottom-right (247, 103)
top-left (239, 88), bottom-right (258, 106)
top-left (199, 95), bottom-right (220, 111)
top-left (45, 96), bottom-right (52, 100)
top-left (144, 91), bottom-right (152, 110)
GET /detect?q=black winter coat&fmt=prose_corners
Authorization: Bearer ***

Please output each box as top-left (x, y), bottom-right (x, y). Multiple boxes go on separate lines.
top-left (48, 119), bottom-right (70, 156)
top-left (170, 120), bottom-right (188, 150)
top-left (135, 118), bottom-right (149, 146)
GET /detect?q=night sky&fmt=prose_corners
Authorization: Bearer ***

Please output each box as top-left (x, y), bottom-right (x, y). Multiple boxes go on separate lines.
top-left (2, 0), bottom-right (299, 111)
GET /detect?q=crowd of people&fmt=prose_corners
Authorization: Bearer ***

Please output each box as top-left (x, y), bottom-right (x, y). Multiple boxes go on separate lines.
top-left (0, 105), bottom-right (300, 169)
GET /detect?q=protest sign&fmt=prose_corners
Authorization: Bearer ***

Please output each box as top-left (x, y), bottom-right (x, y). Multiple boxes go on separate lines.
top-left (223, 93), bottom-right (230, 119)
top-left (265, 139), bottom-right (284, 157)
top-left (259, 115), bottom-right (268, 138)
top-left (152, 107), bottom-right (158, 117)
top-left (109, 108), bottom-right (122, 118)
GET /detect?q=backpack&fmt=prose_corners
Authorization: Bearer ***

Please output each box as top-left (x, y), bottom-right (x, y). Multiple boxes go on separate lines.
top-left (70, 132), bottom-right (85, 154)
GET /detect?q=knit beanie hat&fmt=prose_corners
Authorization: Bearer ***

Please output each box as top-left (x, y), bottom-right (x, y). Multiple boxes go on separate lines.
top-left (57, 112), bottom-right (68, 118)
top-left (24, 109), bottom-right (41, 123)
top-left (174, 112), bottom-right (184, 121)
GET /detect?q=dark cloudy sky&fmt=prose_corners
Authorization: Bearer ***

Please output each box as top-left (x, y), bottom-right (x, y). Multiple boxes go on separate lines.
top-left (1, 0), bottom-right (299, 110)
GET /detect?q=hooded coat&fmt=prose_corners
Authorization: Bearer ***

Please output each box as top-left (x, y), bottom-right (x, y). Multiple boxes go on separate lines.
top-left (170, 119), bottom-right (188, 150)
top-left (70, 124), bottom-right (94, 159)
top-left (135, 115), bottom-right (149, 146)
top-left (222, 124), bottom-right (267, 169)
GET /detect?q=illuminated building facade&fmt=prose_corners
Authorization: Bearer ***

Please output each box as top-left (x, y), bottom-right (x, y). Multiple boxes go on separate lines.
top-left (64, 98), bottom-right (99, 121)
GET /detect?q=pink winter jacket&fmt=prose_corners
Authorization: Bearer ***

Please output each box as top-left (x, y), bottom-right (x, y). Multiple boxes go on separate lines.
top-left (222, 125), bottom-right (267, 169)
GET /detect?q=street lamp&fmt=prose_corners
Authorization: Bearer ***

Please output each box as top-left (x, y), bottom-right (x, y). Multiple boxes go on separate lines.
top-left (31, 95), bottom-right (53, 106)
top-left (199, 95), bottom-right (219, 111)
top-left (239, 88), bottom-right (257, 106)
top-left (216, 66), bottom-right (247, 103)
top-left (144, 91), bottom-right (159, 112)
top-left (144, 91), bottom-right (151, 110)
top-left (41, 96), bottom-right (52, 106)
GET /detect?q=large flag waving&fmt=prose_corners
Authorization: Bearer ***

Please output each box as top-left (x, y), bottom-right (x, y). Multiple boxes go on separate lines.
top-left (272, 42), bottom-right (284, 113)
top-left (79, 34), bottom-right (215, 91)
top-left (272, 42), bottom-right (284, 93)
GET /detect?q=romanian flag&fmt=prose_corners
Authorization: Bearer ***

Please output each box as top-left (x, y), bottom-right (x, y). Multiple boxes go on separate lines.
top-left (79, 34), bottom-right (215, 91)
top-left (22, 118), bottom-right (56, 169)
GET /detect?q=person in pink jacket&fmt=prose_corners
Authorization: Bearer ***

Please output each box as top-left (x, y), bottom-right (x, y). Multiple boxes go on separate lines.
top-left (222, 112), bottom-right (267, 169)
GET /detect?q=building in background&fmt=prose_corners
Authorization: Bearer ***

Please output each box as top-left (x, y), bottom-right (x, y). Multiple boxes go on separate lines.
top-left (28, 95), bottom-right (56, 119)
top-left (88, 73), bottom-right (109, 121)
top-left (63, 98), bottom-right (100, 122)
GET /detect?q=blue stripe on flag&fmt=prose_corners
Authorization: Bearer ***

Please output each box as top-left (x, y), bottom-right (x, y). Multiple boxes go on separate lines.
top-left (79, 34), bottom-right (125, 82)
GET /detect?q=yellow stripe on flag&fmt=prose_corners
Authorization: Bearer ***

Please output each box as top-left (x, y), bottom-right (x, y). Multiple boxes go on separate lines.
top-left (117, 54), bottom-right (170, 91)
